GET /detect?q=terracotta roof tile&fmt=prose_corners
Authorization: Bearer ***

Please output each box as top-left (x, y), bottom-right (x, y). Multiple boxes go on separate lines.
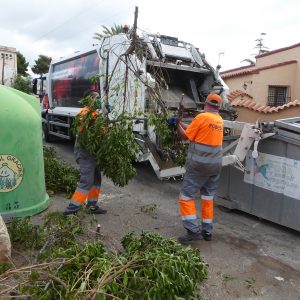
top-left (278, 104), bottom-right (288, 110)
top-left (287, 99), bottom-right (300, 106)
top-left (228, 90), bottom-right (300, 113)
top-left (256, 43), bottom-right (300, 58)
top-left (236, 99), bottom-right (250, 106)
top-left (222, 60), bottom-right (297, 79)
top-left (261, 106), bottom-right (272, 113)
top-left (227, 90), bottom-right (253, 102)
top-left (221, 68), bottom-right (255, 79)
top-left (242, 99), bottom-right (255, 107)
top-left (247, 102), bottom-right (257, 109)
top-left (269, 107), bottom-right (278, 113)
top-left (231, 99), bottom-right (243, 106)
top-left (239, 100), bottom-right (249, 106)
top-left (256, 105), bottom-right (267, 112)
top-left (252, 103), bottom-right (261, 110)
top-left (231, 99), bottom-right (300, 114)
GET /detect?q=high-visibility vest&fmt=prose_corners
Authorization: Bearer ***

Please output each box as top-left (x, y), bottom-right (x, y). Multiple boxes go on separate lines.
top-left (185, 112), bottom-right (223, 164)
top-left (185, 112), bottom-right (223, 146)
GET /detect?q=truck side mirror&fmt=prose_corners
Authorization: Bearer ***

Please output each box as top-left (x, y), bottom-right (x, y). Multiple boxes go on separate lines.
top-left (32, 78), bottom-right (37, 95)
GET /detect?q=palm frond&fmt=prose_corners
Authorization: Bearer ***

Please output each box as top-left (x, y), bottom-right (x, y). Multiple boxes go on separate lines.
top-left (93, 24), bottom-right (130, 40)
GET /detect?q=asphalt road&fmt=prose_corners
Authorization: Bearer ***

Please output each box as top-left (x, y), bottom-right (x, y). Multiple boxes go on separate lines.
top-left (44, 139), bottom-right (300, 300)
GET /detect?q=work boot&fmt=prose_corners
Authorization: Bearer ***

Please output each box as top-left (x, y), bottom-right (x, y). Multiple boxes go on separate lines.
top-left (202, 230), bottom-right (212, 241)
top-left (86, 205), bottom-right (107, 214)
top-left (177, 230), bottom-right (202, 244)
top-left (63, 203), bottom-right (80, 216)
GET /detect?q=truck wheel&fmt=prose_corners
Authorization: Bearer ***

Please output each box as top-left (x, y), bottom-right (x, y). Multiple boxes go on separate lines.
top-left (218, 205), bottom-right (232, 213)
top-left (42, 123), bottom-right (52, 142)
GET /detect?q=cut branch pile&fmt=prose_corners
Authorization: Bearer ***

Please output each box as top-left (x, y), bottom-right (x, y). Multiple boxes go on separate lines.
top-left (1, 216), bottom-right (208, 299)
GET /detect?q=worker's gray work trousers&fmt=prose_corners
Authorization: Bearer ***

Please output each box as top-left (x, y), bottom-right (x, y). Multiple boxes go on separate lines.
top-left (74, 146), bottom-right (102, 190)
top-left (70, 144), bottom-right (102, 206)
top-left (179, 158), bottom-right (221, 235)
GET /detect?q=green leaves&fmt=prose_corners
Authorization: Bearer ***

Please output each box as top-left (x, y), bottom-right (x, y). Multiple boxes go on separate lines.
top-left (148, 113), bottom-right (174, 148)
top-left (43, 147), bottom-right (80, 198)
top-left (4, 220), bottom-right (208, 300)
top-left (148, 113), bottom-right (188, 167)
top-left (93, 24), bottom-right (128, 40)
top-left (73, 109), bottom-right (139, 187)
top-left (16, 51), bottom-right (29, 77)
top-left (96, 117), bottom-right (138, 187)
top-left (118, 232), bottom-right (208, 299)
top-left (7, 212), bottom-right (82, 252)
top-left (31, 54), bottom-right (52, 75)
top-left (11, 74), bottom-right (32, 94)
top-left (7, 217), bottom-right (46, 250)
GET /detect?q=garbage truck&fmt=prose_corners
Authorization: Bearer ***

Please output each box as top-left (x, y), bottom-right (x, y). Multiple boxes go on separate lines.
top-left (36, 31), bottom-right (232, 179)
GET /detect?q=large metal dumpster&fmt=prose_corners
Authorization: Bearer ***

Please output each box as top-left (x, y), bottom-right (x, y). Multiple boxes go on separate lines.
top-left (0, 86), bottom-right (50, 222)
top-left (216, 117), bottom-right (300, 231)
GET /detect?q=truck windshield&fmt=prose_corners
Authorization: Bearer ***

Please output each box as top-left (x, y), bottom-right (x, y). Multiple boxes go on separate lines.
top-left (51, 51), bottom-right (100, 107)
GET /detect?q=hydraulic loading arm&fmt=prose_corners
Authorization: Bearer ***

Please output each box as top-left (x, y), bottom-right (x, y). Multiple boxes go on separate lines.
top-left (222, 120), bottom-right (276, 172)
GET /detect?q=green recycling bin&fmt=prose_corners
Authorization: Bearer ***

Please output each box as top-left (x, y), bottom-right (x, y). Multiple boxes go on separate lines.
top-left (0, 86), bottom-right (50, 222)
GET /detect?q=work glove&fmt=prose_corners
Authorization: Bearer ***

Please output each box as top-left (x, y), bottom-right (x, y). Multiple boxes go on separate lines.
top-left (166, 115), bottom-right (177, 126)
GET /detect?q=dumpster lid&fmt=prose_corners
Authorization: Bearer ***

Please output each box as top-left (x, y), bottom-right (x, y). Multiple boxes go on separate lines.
top-left (275, 117), bottom-right (300, 133)
top-left (274, 117), bottom-right (300, 142)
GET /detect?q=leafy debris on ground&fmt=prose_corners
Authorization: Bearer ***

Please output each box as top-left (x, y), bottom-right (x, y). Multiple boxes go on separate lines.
top-left (43, 146), bottom-right (80, 198)
top-left (2, 215), bottom-right (208, 299)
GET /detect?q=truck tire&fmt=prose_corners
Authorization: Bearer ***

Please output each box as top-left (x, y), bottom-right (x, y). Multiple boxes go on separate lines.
top-left (42, 123), bottom-right (52, 142)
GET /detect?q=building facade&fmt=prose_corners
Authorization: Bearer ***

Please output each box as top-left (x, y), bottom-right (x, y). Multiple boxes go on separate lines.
top-left (220, 43), bottom-right (300, 122)
top-left (0, 45), bottom-right (17, 87)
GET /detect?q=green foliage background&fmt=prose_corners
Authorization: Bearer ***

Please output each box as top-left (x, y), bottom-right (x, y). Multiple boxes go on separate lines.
top-left (16, 51), bottom-right (29, 76)
top-left (32, 54), bottom-right (52, 75)
top-left (11, 74), bottom-right (32, 94)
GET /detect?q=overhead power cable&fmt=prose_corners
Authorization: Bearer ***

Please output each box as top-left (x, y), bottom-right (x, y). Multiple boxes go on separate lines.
top-left (33, 2), bottom-right (100, 42)
top-left (33, 2), bottom-right (133, 43)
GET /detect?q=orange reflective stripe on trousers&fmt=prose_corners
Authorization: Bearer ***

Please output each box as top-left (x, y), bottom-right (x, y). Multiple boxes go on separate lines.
top-left (71, 189), bottom-right (88, 204)
top-left (202, 199), bottom-right (214, 221)
top-left (88, 186), bottom-right (101, 199)
top-left (179, 197), bottom-right (196, 217)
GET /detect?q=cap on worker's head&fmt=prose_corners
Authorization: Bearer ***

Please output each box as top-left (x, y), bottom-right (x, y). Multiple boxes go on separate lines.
top-left (205, 93), bottom-right (222, 108)
top-left (83, 89), bottom-right (99, 98)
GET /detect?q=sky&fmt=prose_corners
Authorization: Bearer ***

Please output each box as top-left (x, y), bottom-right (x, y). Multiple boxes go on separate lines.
top-left (1, 0), bottom-right (300, 75)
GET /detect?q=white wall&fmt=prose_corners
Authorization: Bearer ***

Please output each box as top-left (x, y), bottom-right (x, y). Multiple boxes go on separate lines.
top-left (0, 45), bottom-right (17, 87)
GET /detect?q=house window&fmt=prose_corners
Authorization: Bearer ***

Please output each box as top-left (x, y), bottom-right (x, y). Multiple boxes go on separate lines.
top-left (268, 86), bottom-right (290, 106)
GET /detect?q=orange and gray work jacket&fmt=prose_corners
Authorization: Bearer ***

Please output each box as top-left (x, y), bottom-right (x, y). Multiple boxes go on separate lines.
top-left (78, 106), bottom-right (98, 133)
top-left (185, 112), bottom-right (224, 165)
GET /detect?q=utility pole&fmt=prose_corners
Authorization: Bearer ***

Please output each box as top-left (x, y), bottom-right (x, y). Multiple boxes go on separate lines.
top-left (125, 6), bottom-right (138, 55)
top-left (132, 6), bottom-right (138, 45)
top-left (1, 53), bottom-right (5, 85)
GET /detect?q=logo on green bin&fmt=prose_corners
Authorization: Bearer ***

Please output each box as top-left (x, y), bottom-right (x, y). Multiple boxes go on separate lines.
top-left (0, 155), bottom-right (23, 192)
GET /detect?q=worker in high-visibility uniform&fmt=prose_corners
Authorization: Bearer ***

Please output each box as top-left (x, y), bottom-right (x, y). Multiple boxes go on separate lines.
top-left (63, 90), bottom-right (108, 215)
top-left (176, 93), bottom-right (224, 243)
